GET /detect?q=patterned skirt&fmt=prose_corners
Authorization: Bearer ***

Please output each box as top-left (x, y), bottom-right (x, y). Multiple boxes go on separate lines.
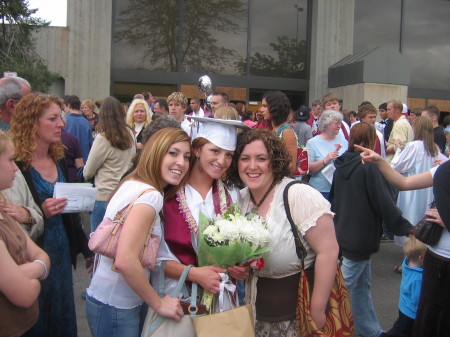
top-left (255, 319), bottom-right (298, 337)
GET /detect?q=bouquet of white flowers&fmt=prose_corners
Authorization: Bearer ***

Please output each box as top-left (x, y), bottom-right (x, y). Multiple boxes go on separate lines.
top-left (198, 204), bottom-right (270, 313)
top-left (198, 204), bottom-right (270, 269)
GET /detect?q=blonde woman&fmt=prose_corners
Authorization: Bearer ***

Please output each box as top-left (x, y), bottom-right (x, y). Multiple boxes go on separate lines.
top-left (126, 99), bottom-right (152, 150)
top-left (81, 99), bottom-right (99, 136)
top-left (9, 93), bottom-right (93, 337)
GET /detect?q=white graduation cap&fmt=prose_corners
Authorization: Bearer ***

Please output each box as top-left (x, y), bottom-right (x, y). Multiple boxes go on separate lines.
top-left (189, 116), bottom-right (250, 151)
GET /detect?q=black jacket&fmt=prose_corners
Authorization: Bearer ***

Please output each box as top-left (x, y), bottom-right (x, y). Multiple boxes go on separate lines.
top-left (330, 151), bottom-right (412, 261)
top-left (16, 160), bottom-right (93, 269)
top-left (434, 160), bottom-right (450, 233)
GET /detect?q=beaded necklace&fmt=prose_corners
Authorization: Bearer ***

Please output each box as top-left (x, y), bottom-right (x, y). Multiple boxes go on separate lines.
top-left (176, 179), bottom-right (228, 234)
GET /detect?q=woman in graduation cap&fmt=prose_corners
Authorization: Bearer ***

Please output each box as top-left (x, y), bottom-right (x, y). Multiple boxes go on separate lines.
top-left (155, 117), bottom-right (250, 308)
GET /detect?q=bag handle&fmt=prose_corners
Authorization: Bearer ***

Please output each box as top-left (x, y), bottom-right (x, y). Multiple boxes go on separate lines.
top-left (114, 188), bottom-right (156, 223)
top-left (147, 264), bottom-right (196, 336)
top-left (283, 180), bottom-right (308, 270)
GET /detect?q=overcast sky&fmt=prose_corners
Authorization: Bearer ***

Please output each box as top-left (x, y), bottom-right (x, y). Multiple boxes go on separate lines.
top-left (28, 0), bottom-right (67, 26)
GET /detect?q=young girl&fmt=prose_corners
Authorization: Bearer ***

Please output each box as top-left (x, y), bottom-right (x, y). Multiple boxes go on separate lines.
top-left (85, 128), bottom-right (191, 337)
top-left (0, 131), bottom-right (51, 337)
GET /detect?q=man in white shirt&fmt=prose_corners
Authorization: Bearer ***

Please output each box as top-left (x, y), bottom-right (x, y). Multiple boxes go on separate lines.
top-left (375, 103), bottom-right (389, 134)
top-left (356, 103), bottom-right (386, 158)
top-left (188, 97), bottom-right (206, 117)
top-left (167, 92), bottom-right (191, 135)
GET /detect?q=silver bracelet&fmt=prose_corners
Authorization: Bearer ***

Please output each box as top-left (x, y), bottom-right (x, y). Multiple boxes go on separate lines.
top-left (33, 259), bottom-right (49, 280)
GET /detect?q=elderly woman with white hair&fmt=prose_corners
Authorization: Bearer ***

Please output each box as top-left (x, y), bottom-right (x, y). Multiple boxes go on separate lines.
top-left (126, 99), bottom-right (152, 151)
top-left (305, 110), bottom-right (348, 199)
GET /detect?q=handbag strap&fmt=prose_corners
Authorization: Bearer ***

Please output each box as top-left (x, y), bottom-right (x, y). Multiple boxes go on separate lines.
top-left (147, 264), bottom-right (196, 336)
top-left (114, 188), bottom-right (156, 223)
top-left (283, 180), bottom-right (308, 270)
top-left (157, 261), bottom-right (190, 298)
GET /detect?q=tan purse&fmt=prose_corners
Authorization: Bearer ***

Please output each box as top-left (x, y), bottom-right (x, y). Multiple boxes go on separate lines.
top-left (88, 188), bottom-right (159, 269)
top-left (284, 181), bottom-right (355, 337)
top-left (192, 304), bottom-right (255, 337)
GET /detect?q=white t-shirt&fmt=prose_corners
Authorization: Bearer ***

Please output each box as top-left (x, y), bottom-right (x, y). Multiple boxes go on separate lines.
top-left (428, 166), bottom-right (450, 258)
top-left (87, 180), bottom-right (163, 309)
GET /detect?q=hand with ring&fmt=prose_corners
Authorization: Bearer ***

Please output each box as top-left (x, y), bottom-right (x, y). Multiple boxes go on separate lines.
top-left (41, 197), bottom-right (68, 218)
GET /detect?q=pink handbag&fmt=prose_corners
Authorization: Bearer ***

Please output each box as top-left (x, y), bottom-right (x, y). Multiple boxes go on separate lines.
top-left (88, 188), bottom-right (160, 269)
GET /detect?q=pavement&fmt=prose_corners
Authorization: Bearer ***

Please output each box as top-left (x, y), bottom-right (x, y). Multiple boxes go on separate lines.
top-left (73, 241), bottom-right (405, 336)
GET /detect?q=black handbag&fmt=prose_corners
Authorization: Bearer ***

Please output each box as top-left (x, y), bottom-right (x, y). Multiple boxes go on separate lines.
top-left (414, 201), bottom-right (443, 246)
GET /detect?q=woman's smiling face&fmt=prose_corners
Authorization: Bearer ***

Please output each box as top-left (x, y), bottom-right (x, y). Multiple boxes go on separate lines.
top-left (237, 140), bottom-right (274, 196)
top-left (195, 141), bottom-right (234, 180)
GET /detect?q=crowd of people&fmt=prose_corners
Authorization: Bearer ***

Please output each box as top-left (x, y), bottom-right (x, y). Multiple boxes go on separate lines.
top-left (0, 75), bottom-right (449, 337)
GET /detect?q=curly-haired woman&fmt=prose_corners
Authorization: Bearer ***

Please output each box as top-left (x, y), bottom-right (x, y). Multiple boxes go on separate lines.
top-left (260, 91), bottom-right (297, 174)
top-left (227, 128), bottom-right (339, 337)
top-left (9, 93), bottom-right (93, 337)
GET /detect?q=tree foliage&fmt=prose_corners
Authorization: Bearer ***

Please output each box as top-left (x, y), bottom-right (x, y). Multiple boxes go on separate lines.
top-left (236, 36), bottom-right (307, 78)
top-left (0, 0), bottom-right (59, 92)
top-left (116, 0), bottom-right (246, 73)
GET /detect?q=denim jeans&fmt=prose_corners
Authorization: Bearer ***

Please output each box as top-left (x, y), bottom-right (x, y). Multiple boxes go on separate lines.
top-left (341, 257), bottom-right (383, 337)
top-left (90, 200), bottom-right (106, 233)
top-left (86, 294), bottom-right (142, 337)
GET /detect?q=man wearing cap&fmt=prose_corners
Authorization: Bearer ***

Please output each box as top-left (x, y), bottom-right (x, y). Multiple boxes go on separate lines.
top-left (291, 107), bottom-right (313, 147)
top-left (385, 100), bottom-right (413, 163)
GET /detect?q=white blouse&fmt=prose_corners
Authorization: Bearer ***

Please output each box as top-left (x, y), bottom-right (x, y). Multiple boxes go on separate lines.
top-left (240, 177), bottom-right (333, 278)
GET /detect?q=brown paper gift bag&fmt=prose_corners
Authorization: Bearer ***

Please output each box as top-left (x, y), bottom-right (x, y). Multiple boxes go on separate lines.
top-left (192, 304), bottom-right (255, 337)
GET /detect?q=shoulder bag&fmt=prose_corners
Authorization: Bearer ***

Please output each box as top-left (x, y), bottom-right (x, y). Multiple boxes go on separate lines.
top-left (88, 188), bottom-right (159, 269)
top-left (283, 180), bottom-right (354, 337)
top-left (143, 262), bottom-right (199, 337)
top-left (414, 201), bottom-right (443, 245)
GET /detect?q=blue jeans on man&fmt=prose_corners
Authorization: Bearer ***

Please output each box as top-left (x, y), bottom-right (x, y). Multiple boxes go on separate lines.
top-left (341, 257), bottom-right (383, 337)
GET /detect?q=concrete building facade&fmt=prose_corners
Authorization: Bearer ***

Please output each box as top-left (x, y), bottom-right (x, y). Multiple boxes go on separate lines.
top-left (33, 0), bottom-right (450, 115)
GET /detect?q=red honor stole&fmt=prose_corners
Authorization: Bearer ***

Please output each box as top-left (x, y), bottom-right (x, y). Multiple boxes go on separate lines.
top-left (163, 181), bottom-right (232, 267)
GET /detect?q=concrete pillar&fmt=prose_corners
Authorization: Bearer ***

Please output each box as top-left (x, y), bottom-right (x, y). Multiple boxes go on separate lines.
top-left (65, 0), bottom-right (112, 100)
top-left (309, 0), bottom-right (354, 103)
top-left (332, 83), bottom-right (408, 112)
